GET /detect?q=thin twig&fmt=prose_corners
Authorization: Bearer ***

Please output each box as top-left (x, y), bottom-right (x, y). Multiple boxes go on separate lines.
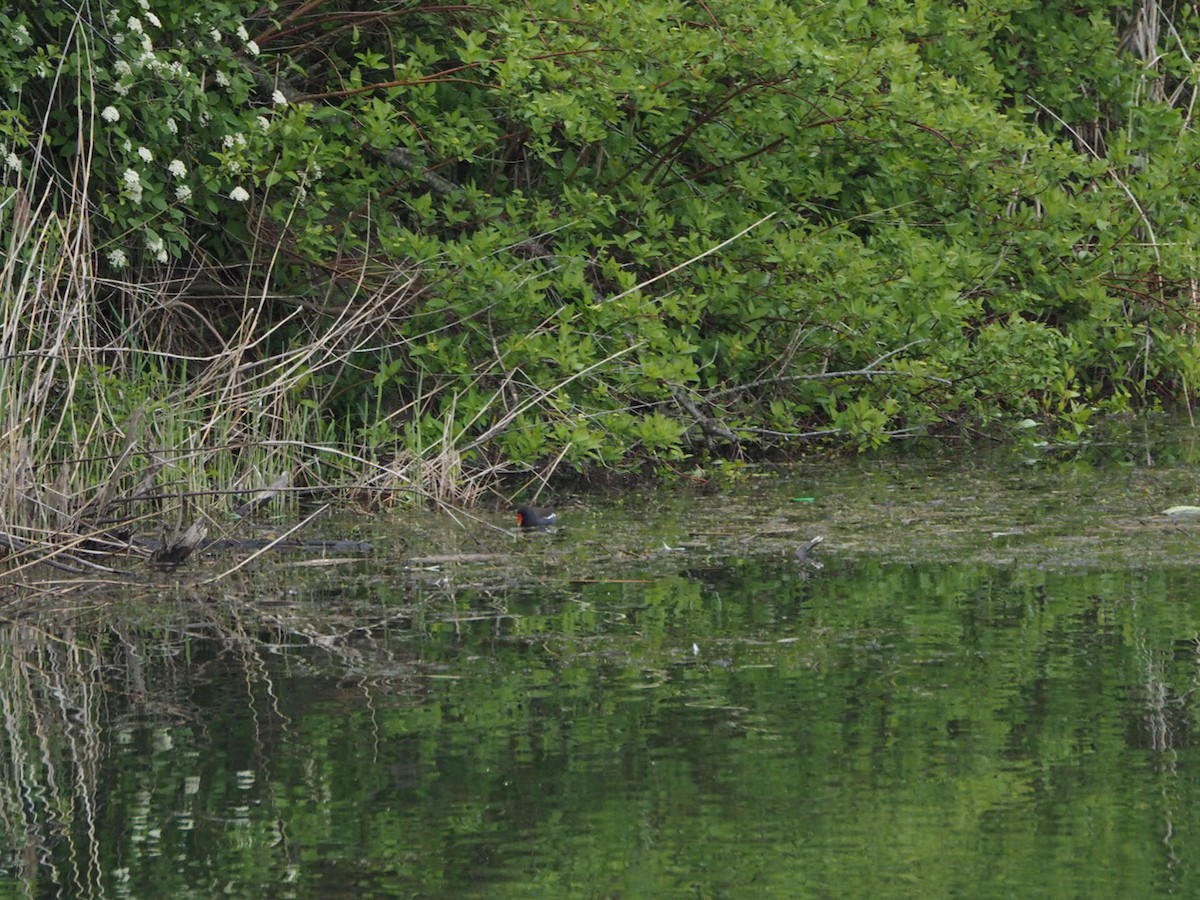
top-left (201, 504), bottom-right (330, 585)
top-left (706, 339), bottom-right (946, 401)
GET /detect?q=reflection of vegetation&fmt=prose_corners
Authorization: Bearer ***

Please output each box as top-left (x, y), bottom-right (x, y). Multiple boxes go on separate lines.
top-left (0, 625), bottom-right (105, 896)
top-left (3, 557), bottom-right (1200, 896)
top-left (5, 446), bottom-right (1200, 894)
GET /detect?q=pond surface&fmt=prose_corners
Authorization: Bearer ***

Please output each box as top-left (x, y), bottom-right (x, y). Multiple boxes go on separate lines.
top-left (7, 422), bottom-right (1200, 898)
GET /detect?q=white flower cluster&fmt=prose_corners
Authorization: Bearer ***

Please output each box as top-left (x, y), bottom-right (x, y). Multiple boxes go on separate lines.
top-left (145, 231), bottom-right (168, 263)
top-left (112, 59), bottom-right (133, 95)
top-left (0, 143), bottom-right (19, 173)
top-left (122, 168), bottom-right (143, 203)
top-left (205, 22), bottom-right (259, 55)
top-left (169, 158), bottom-right (192, 202)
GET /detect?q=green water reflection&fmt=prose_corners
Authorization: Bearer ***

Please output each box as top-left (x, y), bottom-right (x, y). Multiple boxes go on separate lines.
top-left (8, 558), bottom-right (1200, 898)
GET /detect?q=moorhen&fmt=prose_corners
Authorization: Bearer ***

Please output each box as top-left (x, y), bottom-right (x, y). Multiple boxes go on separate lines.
top-left (516, 505), bottom-right (557, 528)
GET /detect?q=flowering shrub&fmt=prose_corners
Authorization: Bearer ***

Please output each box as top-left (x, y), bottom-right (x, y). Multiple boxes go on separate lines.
top-left (1, 1), bottom-right (273, 269)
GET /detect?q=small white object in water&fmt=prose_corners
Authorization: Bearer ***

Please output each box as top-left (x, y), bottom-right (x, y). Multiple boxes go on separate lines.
top-left (1163, 506), bottom-right (1200, 517)
top-left (693, 643), bottom-right (700, 656)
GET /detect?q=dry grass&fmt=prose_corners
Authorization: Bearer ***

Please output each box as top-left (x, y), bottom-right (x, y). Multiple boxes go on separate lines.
top-left (0, 166), bottom-right (618, 589)
top-left (0, 161), bottom-right (476, 586)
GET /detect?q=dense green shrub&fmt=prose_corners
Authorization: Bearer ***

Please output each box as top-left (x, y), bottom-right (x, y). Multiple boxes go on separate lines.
top-left (6, 0), bottom-right (1200, 484)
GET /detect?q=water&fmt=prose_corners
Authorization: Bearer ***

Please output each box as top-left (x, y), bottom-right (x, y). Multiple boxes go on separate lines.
top-left (6, 430), bottom-right (1200, 897)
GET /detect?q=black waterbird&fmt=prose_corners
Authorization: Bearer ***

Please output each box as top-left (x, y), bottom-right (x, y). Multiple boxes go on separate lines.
top-left (516, 505), bottom-right (557, 528)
